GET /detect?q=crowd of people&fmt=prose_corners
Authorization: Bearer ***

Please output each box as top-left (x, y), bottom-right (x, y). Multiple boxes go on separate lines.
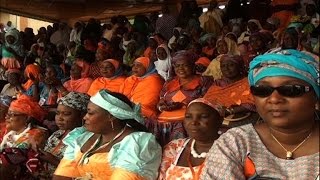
top-left (0, 0), bottom-right (319, 179)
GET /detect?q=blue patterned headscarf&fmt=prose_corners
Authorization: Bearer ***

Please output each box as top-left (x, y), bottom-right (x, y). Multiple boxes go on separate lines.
top-left (248, 49), bottom-right (319, 98)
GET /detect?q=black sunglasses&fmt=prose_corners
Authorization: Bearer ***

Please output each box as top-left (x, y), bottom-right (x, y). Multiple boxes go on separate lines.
top-left (250, 85), bottom-right (312, 97)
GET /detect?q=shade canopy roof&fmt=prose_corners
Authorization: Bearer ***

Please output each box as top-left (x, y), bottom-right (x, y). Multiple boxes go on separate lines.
top-left (0, 0), bottom-right (226, 22)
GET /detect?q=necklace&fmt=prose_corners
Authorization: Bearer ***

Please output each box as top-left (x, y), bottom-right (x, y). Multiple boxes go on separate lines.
top-left (79, 126), bottom-right (126, 164)
top-left (270, 130), bottom-right (313, 160)
top-left (187, 146), bottom-right (205, 179)
top-left (190, 139), bottom-right (207, 158)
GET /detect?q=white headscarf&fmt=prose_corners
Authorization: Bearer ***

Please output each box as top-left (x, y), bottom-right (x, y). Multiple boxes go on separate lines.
top-left (90, 90), bottom-right (144, 125)
top-left (154, 44), bottom-right (172, 81)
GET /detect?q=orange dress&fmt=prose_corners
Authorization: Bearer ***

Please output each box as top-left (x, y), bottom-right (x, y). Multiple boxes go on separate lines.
top-left (87, 76), bottom-right (127, 96)
top-left (55, 152), bottom-right (143, 180)
top-left (63, 78), bottom-right (93, 94)
top-left (204, 78), bottom-right (254, 108)
top-left (119, 74), bottom-right (164, 119)
top-left (0, 122), bottom-right (7, 142)
top-left (159, 139), bottom-right (204, 180)
top-left (271, 0), bottom-right (299, 31)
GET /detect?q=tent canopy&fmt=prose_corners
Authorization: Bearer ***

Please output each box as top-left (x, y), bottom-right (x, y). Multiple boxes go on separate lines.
top-left (0, 0), bottom-right (225, 23)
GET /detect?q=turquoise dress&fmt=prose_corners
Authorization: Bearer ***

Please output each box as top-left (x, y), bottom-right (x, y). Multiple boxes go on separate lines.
top-left (57, 127), bottom-right (162, 179)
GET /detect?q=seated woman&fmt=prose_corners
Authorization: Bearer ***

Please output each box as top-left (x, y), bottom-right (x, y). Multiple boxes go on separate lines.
top-left (53, 90), bottom-right (162, 180)
top-left (39, 65), bottom-right (66, 106)
top-left (201, 49), bottom-right (319, 179)
top-left (1, 29), bottom-right (24, 70)
top-left (143, 36), bottom-right (159, 59)
top-left (87, 59), bottom-right (126, 96)
top-left (195, 57), bottom-right (211, 75)
top-left (0, 95), bottom-right (48, 179)
top-left (0, 95), bottom-right (12, 142)
top-left (38, 92), bottom-right (90, 179)
top-left (154, 44), bottom-right (172, 81)
top-left (204, 55), bottom-right (256, 124)
top-left (242, 32), bottom-right (271, 71)
top-left (22, 63), bottom-right (42, 100)
top-left (1, 69), bottom-right (21, 97)
top-left (63, 61), bottom-right (93, 94)
top-left (159, 97), bottom-right (224, 180)
top-left (148, 51), bottom-right (213, 146)
top-left (200, 33), bottom-right (217, 60)
top-left (119, 57), bottom-right (164, 119)
top-left (89, 40), bottom-right (111, 79)
top-left (203, 37), bottom-right (240, 80)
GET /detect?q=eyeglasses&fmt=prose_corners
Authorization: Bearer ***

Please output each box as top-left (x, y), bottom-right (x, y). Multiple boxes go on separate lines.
top-left (250, 85), bottom-right (312, 97)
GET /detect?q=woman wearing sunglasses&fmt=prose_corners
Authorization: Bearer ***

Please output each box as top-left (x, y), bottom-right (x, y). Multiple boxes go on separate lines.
top-left (0, 95), bottom-right (48, 179)
top-left (200, 49), bottom-right (319, 179)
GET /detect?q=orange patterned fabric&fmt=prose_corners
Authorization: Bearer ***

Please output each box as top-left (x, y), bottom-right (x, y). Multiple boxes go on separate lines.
top-left (9, 95), bottom-right (47, 122)
top-left (204, 78), bottom-right (254, 107)
top-left (159, 139), bottom-right (204, 180)
top-left (87, 76), bottom-right (126, 96)
top-left (119, 74), bottom-right (164, 119)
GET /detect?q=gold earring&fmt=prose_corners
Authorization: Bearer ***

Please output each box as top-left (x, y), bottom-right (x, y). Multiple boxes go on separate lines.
top-left (111, 120), bottom-right (114, 131)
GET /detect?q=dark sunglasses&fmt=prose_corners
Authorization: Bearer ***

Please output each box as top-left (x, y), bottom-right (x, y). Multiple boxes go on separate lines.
top-left (250, 85), bottom-right (312, 97)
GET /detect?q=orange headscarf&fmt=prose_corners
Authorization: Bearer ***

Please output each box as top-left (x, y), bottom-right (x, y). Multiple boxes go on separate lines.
top-left (135, 57), bottom-right (150, 70)
top-left (75, 60), bottom-right (90, 78)
top-left (23, 64), bottom-right (41, 90)
top-left (103, 59), bottom-right (120, 70)
top-left (9, 95), bottom-right (47, 122)
top-left (196, 57), bottom-right (211, 67)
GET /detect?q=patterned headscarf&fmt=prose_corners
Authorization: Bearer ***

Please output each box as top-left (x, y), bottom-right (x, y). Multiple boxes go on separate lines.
top-left (9, 95), bottom-right (47, 122)
top-left (216, 37), bottom-right (240, 55)
top-left (248, 49), bottom-right (320, 98)
top-left (90, 90), bottom-right (144, 125)
top-left (0, 95), bottom-right (13, 107)
top-left (188, 98), bottom-right (225, 117)
top-left (58, 92), bottom-right (90, 111)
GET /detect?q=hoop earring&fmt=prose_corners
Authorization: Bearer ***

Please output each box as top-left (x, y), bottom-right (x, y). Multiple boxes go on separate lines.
top-left (111, 120), bottom-right (114, 131)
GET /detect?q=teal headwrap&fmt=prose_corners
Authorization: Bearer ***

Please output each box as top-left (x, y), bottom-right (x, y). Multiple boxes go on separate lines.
top-left (248, 49), bottom-right (320, 97)
top-left (90, 90), bottom-right (145, 125)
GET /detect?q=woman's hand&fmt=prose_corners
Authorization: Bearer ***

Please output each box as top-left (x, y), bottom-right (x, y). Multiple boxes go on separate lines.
top-left (38, 149), bottom-right (60, 166)
top-left (166, 102), bottom-right (184, 111)
top-left (44, 77), bottom-right (61, 87)
top-left (157, 99), bottom-right (168, 112)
